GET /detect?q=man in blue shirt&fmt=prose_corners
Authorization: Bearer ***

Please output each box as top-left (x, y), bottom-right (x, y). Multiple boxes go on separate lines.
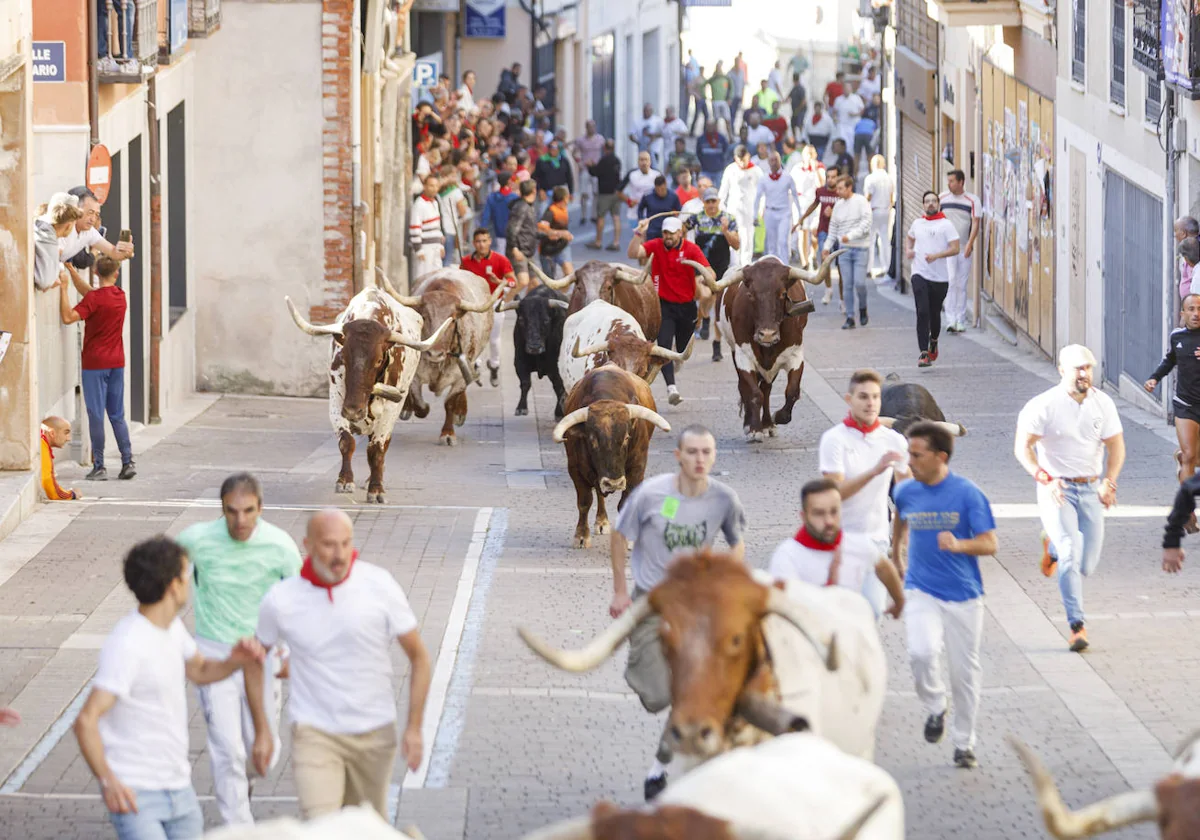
top-left (637, 176), bottom-right (682, 241)
top-left (479, 171), bottom-right (518, 254)
top-left (695, 123), bottom-right (731, 188)
top-left (892, 421), bottom-right (997, 770)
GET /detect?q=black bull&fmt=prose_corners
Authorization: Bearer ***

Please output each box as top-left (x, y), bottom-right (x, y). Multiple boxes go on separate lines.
top-left (880, 381), bottom-right (967, 437)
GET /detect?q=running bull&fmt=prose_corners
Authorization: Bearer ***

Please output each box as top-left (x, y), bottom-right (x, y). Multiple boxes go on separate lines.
top-left (379, 268), bottom-right (504, 446)
top-left (499, 284), bottom-right (570, 418)
top-left (878, 378), bottom-right (968, 437)
top-left (520, 551), bottom-right (887, 762)
top-left (522, 733), bottom-right (902, 840)
top-left (535, 258), bottom-right (662, 341)
top-left (286, 289), bottom-right (451, 502)
top-left (1012, 733), bottom-right (1200, 840)
top-left (713, 254), bottom-right (841, 442)
top-left (559, 299), bottom-right (693, 394)
top-left (553, 365), bottom-right (671, 548)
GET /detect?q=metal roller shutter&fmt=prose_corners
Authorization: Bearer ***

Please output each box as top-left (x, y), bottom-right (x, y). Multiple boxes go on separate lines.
top-left (899, 116), bottom-right (935, 283)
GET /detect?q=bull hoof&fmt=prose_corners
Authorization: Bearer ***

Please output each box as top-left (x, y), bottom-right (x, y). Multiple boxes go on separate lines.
top-left (957, 424), bottom-right (968, 437)
top-left (414, 403), bottom-right (431, 419)
top-left (573, 532), bottom-right (592, 549)
top-left (366, 490), bottom-right (387, 504)
top-left (594, 518), bottom-right (611, 535)
top-left (400, 408), bottom-right (413, 421)
top-left (765, 425), bottom-right (778, 437)
top-left (746, 430), bottom-right (766, 443)
top-left (441, 433), bottom-right (457, 447)
top-left (515, 405), bottom-right (529, 416)
top-left (454, 413), bottom-right (467, 428)
top-left (335, 480), bottom-right (355, 494)
top-left (772, 409), bottom-right (793, 426)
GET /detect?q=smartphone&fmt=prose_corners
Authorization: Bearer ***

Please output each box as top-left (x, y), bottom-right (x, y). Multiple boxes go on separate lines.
top-left (119, 229), bottom-right (132, 243)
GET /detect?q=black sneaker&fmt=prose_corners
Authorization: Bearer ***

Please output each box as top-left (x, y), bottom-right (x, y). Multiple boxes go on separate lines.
top-left (842, 317), bottom-right (856, 330)
top-left (859, 309), bottom-right (868, 326)
top-left (118, 462), bottom-right (137, 480)
top-left (699, 318), bottom-right (710, 340)
top-left (85, 466), bottom-right (107, 481)
top-left (1069, 621), bottom-right (1089, 652)
top-left (924, 710), bottom-right (946, 743)
top-left (954, 748), bottom-right (978, 769)
top-left (712, 342), bottom-right (722, 362)
top-left (488, 363), bottom-right (500, 388)
top-left (644, 773), bottom-right (667, 801)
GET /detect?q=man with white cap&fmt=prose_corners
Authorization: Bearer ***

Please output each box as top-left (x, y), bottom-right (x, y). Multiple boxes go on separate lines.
top-left (681, 186), bottom-right (740, 362)
top-left (1014, 345), bottom-right (1126, 652)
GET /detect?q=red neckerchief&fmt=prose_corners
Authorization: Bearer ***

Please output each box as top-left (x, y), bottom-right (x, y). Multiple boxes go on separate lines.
top-left (300, 551), bottom-right (358, 602)
top-left (794, 526), bottom-right (842, 550)
top-left (812, 112), bottom-right (825, 124)
top-left (40, 431), bottom-right (54, 461)
top-left (499, 185), bottom-right (513, 196)
top-left (769, 171), bottom-right (783, 181)
top-left (705, 132), bottom-right (720, 145)
top-left (739, 160), bottom-right (755, 170)
top-left (843, 413), bottom-right (881, 434)
top-left (420, 194), bottom-right (437, 203)
top-left (924, 212), bottom-right (946, 220)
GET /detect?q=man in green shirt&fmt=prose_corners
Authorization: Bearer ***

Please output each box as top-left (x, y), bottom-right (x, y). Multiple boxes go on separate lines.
top-left (753, 78), bottom-right (780, 116)
top-left (175, 473), bottom-right (301, 825)
top-left (707, 62), bottom-right (733, 139)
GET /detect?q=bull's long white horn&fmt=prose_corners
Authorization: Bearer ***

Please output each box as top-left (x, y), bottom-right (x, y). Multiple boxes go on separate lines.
top-left (496, 299), bottom-right (521, 312)
top-left (519, 817), bottom-right (594, 840)
top-left (371, 383), bottom-right (406, 402)
top-left (614, 253), bottom-right (653, 285)
top-left (458, 285), bottom-right (505, 313)
top-left (790, 249), bottom-right (846, 287)
top-left (680, 258), bottom-right (716, 287)
top-left (390, 316), bottom-right (454, 351)
top-left (532, 259), bottom-right (576, 290)
top-left (726, 828), bottom-right (794, 840)
top-left (829, 794), bottom-right (888, 840)
top-left (650, 334), bottom-right (694, 364)
top-left (932, 420), bottom-right (968, 437)
top-left (380, 270), bottom-right (424, 307)
top-left (572, 336), bottom-right (610, 358)
top-left (764, 587), bottom-right (837, 671)
top-left (1009, 736), bottom-right (1158, 838)
top-left (552, 407), bottom-right (590, 443)
top-left (285, 296), bottom-right (343, 337)
top-left (548, 299), bottom-right (571, 309)
top-left (877, 417), bottom-right (896, 429)
top-left (625, 404), bottom-right (671, 433)
top-left (706, 265), bottom-right (744, 292)
top-left (518, 597), bottom-right (651, 672)
top-left (401, 825), bottom-right (429, 840)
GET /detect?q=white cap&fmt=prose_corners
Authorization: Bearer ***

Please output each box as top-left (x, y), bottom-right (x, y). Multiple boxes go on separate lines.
top-left (662, 217), bottom-right (683, 233)
top-left (1058, 344), bottom-right (1097, 369)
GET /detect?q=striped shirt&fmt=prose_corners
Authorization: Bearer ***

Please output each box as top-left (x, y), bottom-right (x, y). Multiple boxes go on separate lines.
top-left (938, 189), bottom-right (980, 245)
top-left (409, 195), bottom-right (443, 248)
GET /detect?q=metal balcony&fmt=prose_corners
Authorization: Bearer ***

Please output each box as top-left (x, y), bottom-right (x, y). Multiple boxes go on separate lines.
top-left (930, 0), bottom-right (1021, 26)
top-left (97, 0), bottom-right (158, 84)
top-left (189, 0), bottom-right (221, 37)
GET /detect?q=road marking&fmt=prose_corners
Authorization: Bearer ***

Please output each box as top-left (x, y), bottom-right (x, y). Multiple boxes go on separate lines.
top-left (404, 507), bottom-right (495, 789)
top-left (185, 425), bottom-right (330, 435)
top-left (421, 510), bottom-right (508, 789)
top-left (0, 682), bottom-right (91, 794)
top-left (82, 498), bottom-right (478, 512)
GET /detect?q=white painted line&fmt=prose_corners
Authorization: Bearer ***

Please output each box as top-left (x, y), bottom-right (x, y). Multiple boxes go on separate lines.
top-left (797, 362), bottom-right (850, 425)
top-left (991, 503), bottom-right (1169, 519)
top-left (0, 791), bottom-right (305, 803)
top-left (58, 633), bottom-right (107, 651)
top-left (403, 507), bottom-right (494, 789)
top-left (0, 681), bottom-right (91, 794)
top-left (387, 782), bottom-right (401, 825)
top-left (186, 425), bottom-right (330, 435)
top-left (82, 498), bottom-right (478, 512)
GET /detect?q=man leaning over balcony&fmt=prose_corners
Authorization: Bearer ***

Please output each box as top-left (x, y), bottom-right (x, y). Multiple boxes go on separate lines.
top-left (58, 186), bottom-right (135, 270)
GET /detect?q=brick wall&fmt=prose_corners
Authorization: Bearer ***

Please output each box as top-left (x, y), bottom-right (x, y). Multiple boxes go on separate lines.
top-left (316, 0), bottom-right (354, 324)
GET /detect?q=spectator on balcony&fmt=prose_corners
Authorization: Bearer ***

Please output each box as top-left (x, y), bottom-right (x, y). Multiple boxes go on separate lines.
top-left (64, 186), bottom-right (135, 268)
top-left (97, 0), bottom-right (140, 76)
top-left (33, 194), bottom-right (83, 292)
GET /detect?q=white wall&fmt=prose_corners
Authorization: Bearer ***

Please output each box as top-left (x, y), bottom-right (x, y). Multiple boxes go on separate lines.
top-left (191, 1), bottom-right (328, 397)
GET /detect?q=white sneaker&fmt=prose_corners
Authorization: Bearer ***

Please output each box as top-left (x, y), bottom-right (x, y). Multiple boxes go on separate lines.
top-left (667, 385), bottom-right (682, 405)
top-left (119, 58), bottom-right (143, 75)
top-left (97, 57), bottom-right (122, 74)
top-left (822, 287), bottom-right (833, 305)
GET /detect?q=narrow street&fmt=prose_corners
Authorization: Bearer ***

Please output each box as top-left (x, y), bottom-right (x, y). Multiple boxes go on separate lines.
top-left (0, 250), bottom-right (1186, 839)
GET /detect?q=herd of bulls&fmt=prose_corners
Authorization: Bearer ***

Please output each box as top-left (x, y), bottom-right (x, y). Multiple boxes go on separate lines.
top-left (284, 256), bottom-right (1196, 839)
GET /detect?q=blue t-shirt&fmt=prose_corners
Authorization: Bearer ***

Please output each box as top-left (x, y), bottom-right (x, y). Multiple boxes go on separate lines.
top-left (893, 472), bottom-right (996, 602)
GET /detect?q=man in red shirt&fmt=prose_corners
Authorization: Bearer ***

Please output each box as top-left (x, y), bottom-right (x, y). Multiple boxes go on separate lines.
top-left (460, 228), bottom-right (518, 386)
top-left (798, 165), bottom-right (842, 307)
top-left (59, 256), bottom-right (135, 481)
top-left (824, 72), bottom-right (846, 109)
top-left (762, 102), bottom-right (789, 152)
top-left (627, 216), bottom-right (710, 405)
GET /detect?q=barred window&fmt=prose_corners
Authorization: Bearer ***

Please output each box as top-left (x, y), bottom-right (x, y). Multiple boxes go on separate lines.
top-left (1146, 75), bottom-right (1162, 123)
top-left (1111, 0), bottom-right (1126, 106)
top-left (1072, 0), bottom-right (1086, 84)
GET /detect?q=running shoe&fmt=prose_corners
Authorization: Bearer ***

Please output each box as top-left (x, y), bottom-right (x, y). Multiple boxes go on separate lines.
top-left (699, 318), bottom-right (710, 340)
top-left (1040, 532), bottom-right (1057, 577)
top-left (644, 773), bottom-right (668, 801)
top-left (85, 466), bottom-right (107, 481)
top-left (918, 352), bottom-right (932, 368)
top-left (118, 462), bottom-right (137, 481)
top-left (842, 317), bottom-right (855, 330)
top-left (928, 340), bottom-right (939, 362)
top-left (953, 748), bottom-right (978, 769)
top-left (946, 324), bottom-right (963, 334)
top-left (859, 309), bottom-right (868, 326)
top-left (924, 710), bottom-right (946, 743)
top-left (488, 362), bottom-right (500, 388)
top-left (667, 385), bottom-right (682, 405)
top-left (1069, 622), bottom-right (1089, 652)
top-left (822, 287), bottom-right (833, 305)
top-left (712, 342), bottom-right (722, 362)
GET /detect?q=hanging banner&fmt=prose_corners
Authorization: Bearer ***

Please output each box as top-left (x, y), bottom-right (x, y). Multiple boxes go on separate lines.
top-left (1163, 0), bottom-right (1199, 99)
top-left (465, 0), bottom-right (506, 38)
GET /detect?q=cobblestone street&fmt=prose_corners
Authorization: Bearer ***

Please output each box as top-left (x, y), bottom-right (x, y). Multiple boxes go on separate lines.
top-left (0, 263), bottom-right (1192, 839)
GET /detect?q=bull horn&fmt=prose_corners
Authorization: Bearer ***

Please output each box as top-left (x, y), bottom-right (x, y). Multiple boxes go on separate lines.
top-left (788, 250), bottom-right (846, 287)
top-left (458, 285), bottom-right (506, 313)
top-left (735, 691), bottom-right (809, 736)
top-left (497, 299), bottom-right (521, 312)
top-left (401, 826), bottom-right (429, 840)
top-left (518, 596), bottom-right (652, 672)
top-left (680, 258), bottom-right (716, 287)
top-left (650, 335), bottom-right (695, 364)
top-left (548, 299), bottom-right (571, 309)
top-left (552, 407), bottom-right (590, 443)
top-left (932, 420), bottom-right (968, 437)
top-left (764, 587), bottom-right (837, 671)
top-left (614, 253), bottom-right (653, 285)
top-left (1008, 736), bottom-right (1158, 838)
top-left (877, 417), bottom-right (897, 429)
top-left (520, 817), bottom-right (594, 840)
top-left (390, 316), bottom-right (454, 351)
top-left (285, 296), bottom-right (343, 337)
top-left (379, 269), bottom-right (424, 307)
top-left (830, 794), bottom-right (889, 840)
top-left (372, 383), bottom-right (406, 402)
top-left (625, 404), bottom-right (671, 433)
top-left (532, 259), bottom-right (576, 290)
top-left (572, 336), bottom-right (609, 358)
top-left (706, 265), bottom-right (744, 292)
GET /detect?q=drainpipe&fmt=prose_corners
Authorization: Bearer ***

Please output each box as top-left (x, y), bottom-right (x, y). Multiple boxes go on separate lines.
top-left (1165, 85), bottom-right (1178, 420)
top-left (87, 0), bottom-right (99, 147)
top-left (147, 75), bottom-right (163, 424)
top-left (352, 0), bottom-right (364, 291)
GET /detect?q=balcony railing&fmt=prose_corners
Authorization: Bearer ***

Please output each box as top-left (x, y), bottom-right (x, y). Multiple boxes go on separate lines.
top-left (97, 0), bottom-right (158, 84)
top-left (189, 0), bottom-right (221, 37)
top-left (928, 0), bottom-right (1021, 27)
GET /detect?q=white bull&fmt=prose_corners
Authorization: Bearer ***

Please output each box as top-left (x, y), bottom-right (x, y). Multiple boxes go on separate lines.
top-left (558, 300), bottom-right (692, 394)
top-left (205, 805), bottom-right (425, 839)
top-left (523, 733), bottom-right (903, 840)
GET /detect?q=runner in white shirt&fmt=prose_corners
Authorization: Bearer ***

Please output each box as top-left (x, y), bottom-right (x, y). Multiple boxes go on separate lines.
top-left (769, 478), bottom-right (905, 618)
top-left (938, 169), bottom-right (981, 333)
top-left (631, 104), bottom-right (666, 170)
top-left (619, 152), bottom-right (661, 228)
top-left (1014, 345), bottom-right (1125, 653)
top-left (863, 155), bottom-right (894, 277)
top-left (73, 537), bottom-right (267, 840)
top-left (661, 105), bottom-right (689, 151)
top-left (718, 145), bottom-right (764, 267)
top-left (744, 111), bottom-right (776, 150)
top-left (255, 508), bottom-right (433, 819)
top-left (832, 87), bottom-right (865, 146)
top-left (905, 191), bottom-right (960, 367)
top-left (818, 369), bottom-right (910, 615)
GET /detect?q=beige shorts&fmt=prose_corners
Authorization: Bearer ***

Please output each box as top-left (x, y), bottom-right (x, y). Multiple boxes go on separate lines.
top-left (624, 597), bottom-right (671, 713)
top-left (596, 193), bottom-right (623, 219)
top-left (292, 723), bottom-right (398, 820)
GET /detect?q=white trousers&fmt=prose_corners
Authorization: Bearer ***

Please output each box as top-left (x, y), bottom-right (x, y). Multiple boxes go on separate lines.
top-left (414, 245), bottom-right (443, 280)
top-left (579, 173), bottom-right (598, 213)
top-left (196, 637), bottom-right (283, 825)
top-left (488, 309), bottom-right (506, 368)
top-left (732, 211), bottom-right (755, 266)
top-left (869, 208), bottom-right (891, 274)
top-left (763, 210), bottom-right (791, 262)
top-left (944, 250), bottom-right (972, 326)
top-left (904, 589), bottom-right (984, 750)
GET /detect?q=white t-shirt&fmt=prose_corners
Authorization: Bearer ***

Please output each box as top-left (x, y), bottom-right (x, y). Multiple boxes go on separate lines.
top-left (256, 561), bottom-right (419, 735)
top-left (818, 421), bottom-right (909, 541)
top-left (768, 531), bottom-right (880, 595)
top-left (46, 219), bottom-right (104, 262)
top-left (662, 117), bottom-right (689, 151)
top-left (438, 186), bottom-right (466, 238)
top-left (858, 77), bottom-right (881, 102)
top-left (634, 115), bottom-right (666, 161)
top-left (1016, 386), bottom-right (1124, 477)
top-left (907, 216), bottom-right (960, 284)
top-left (832, 94), bottom-right (864, 129)
top-left (745, 124), bottom-right (776, 149)
top-left (94, 611), bottom-right (197, 791)
top-left (623, 167), bottom-right (661, 211)
top-left (863, 170), bottom-right (894, 212)
top-left (456, 84), bottom-right (479, 114)
top-left (938, 190), bottom-right (981, 247)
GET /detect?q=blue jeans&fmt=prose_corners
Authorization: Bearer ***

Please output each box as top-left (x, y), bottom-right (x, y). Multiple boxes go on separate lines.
top-left (837, 247), bottom-right (869, 314)
top-left (97, 0), bottom-right (137, 60)
top-left (540, 247), bottom-right (574, 277)
top-left (109, 787), bottom-right (203, 840)
top-left (1038, 480), bottom-right (1105, 627)
top-left (82, 367), bottom-right (133, 470)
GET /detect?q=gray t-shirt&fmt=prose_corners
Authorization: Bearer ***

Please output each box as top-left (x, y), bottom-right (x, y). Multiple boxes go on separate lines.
top-left (616, 473), bottom-right (747, 592)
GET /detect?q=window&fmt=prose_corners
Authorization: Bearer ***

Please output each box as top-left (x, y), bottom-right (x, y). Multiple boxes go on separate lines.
top-left (1072, 0), bottom-right (1086, 84)
top-left (1111, 0), bottom-right (1126, 106)
top-left (1146, 75), bottom-right (1162, 123)
top-left (167, 101), bottom-right (187, 327)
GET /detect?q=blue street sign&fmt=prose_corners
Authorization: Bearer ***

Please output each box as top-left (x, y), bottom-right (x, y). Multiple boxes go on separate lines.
top-left (465, 0), bottom-right (506, 38)
top-left (413, 57), bottom-right (440, 88)
top-left (32, 42), bottom-right (65, 83)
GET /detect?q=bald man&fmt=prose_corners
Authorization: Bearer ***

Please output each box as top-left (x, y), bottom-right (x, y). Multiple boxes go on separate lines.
top-left (40, 416), bottom-right (78, 501)
top-left (254, 509), bottom-right (432, 819)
